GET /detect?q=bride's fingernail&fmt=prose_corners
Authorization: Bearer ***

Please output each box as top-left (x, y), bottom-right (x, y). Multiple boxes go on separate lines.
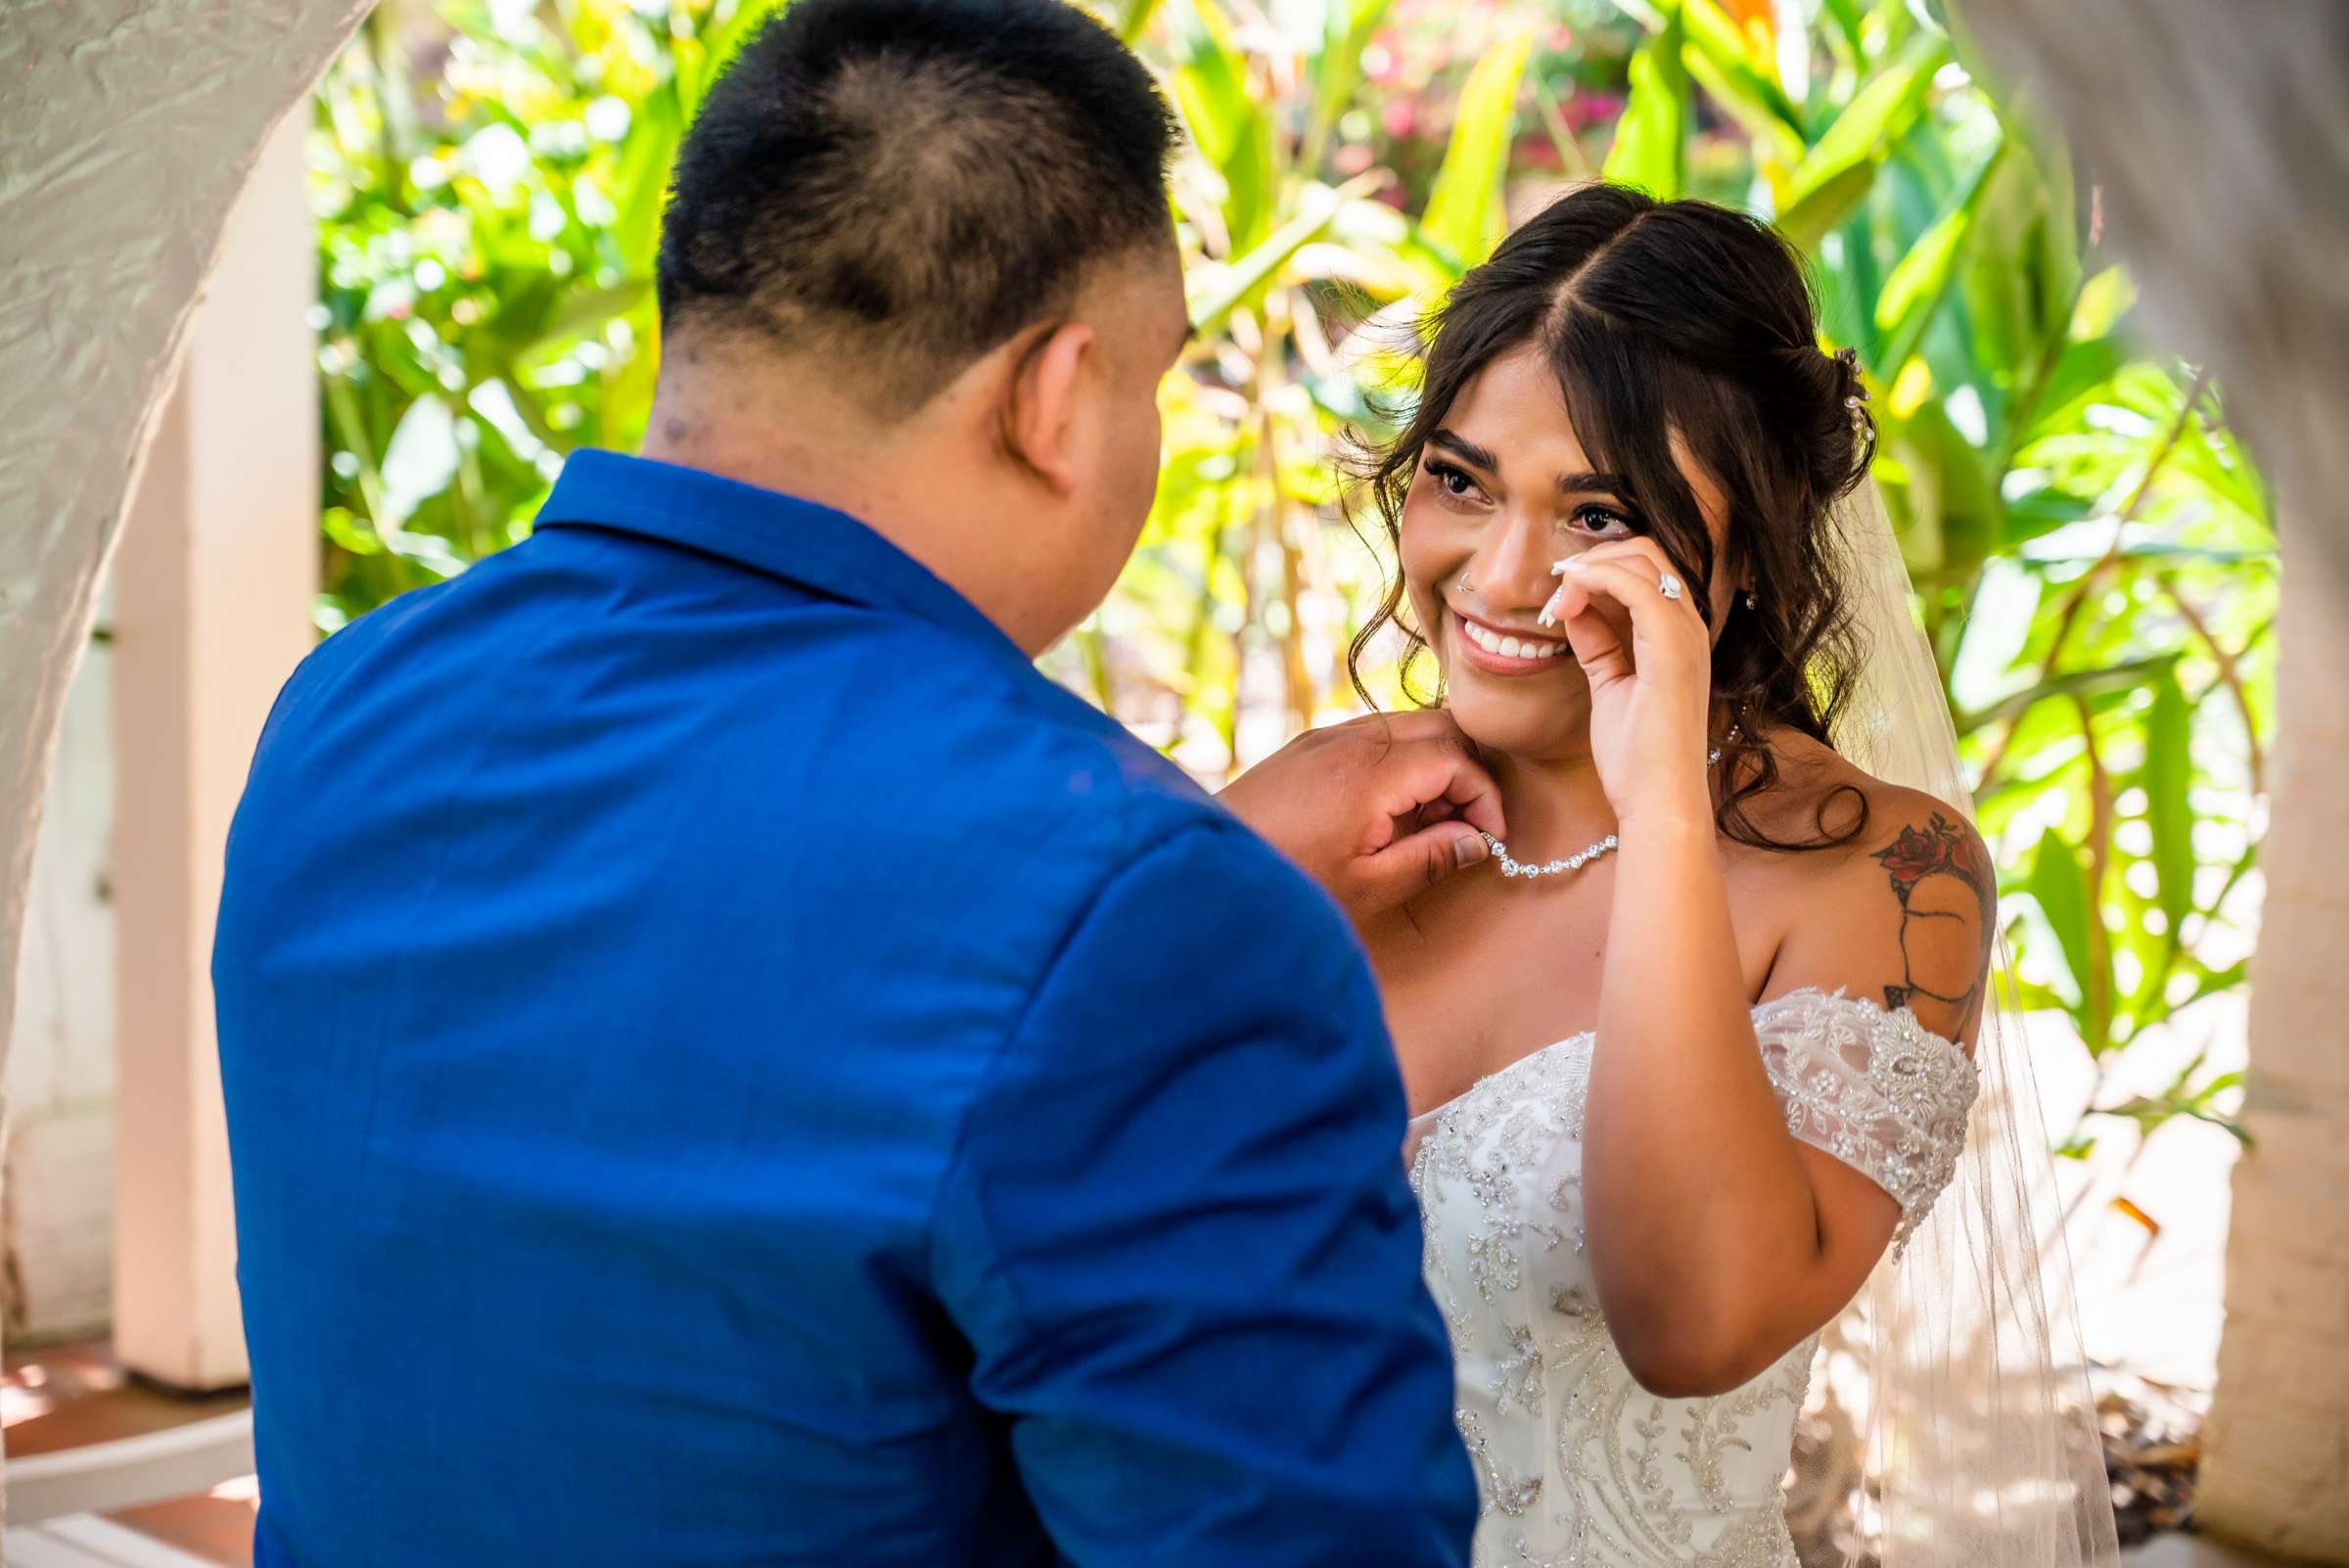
top-left (1539, 590), bottom-right (1566, 626)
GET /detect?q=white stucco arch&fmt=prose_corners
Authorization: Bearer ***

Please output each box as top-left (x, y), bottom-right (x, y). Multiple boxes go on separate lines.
top-left (0, 0), bottom-right (375, 1506)
top-left (2, 2), bottom-right (371, 974)
top-left (1, 0), bottom-right (373, 1038)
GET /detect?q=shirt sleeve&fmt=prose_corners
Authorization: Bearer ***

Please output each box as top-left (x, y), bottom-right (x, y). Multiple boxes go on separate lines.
top-left (931, 820), bottom-right (1476, 1567)
top-left (1751, 989), bottom-right (1981, 1255)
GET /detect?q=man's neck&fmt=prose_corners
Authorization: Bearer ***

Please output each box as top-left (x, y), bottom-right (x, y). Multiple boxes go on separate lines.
top-left (640, 365), bottom-right (1053, 654)
top-left (642, 362), bottom-right (910, 531)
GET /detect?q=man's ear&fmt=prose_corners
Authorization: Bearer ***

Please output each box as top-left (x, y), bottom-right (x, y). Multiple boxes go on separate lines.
top-left (1002, 319), bottom-right (1095, 497)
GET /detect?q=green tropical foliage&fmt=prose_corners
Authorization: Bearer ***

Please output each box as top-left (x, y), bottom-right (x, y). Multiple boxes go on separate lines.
top-left (309, 0), bottom-right (2268, 1161)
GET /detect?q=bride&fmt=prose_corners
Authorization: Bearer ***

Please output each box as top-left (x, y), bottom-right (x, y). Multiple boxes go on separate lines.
top-left (1349, 184), bottom-right (2120, 1568)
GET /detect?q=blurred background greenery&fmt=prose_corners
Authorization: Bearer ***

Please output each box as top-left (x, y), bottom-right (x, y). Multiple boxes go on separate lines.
top-left (313, 0), bottom-right (2267, 1178)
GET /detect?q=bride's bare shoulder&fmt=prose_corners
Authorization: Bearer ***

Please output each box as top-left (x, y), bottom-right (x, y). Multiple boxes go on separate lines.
top-left (1739, 729), bottom-right (1996, 1043)
top-left (1731, 727), bottom-right (1965, 846)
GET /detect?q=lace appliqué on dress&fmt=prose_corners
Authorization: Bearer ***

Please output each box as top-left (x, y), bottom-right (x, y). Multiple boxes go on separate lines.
top-left (1751, 989), bottom-right (1978, 1256)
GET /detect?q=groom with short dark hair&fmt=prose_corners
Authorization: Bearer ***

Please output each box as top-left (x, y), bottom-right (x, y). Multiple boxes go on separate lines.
top-left (215, 1), bottom-right (1489, 1562)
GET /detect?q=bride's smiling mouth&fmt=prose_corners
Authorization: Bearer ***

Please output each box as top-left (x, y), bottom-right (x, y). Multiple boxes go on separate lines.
top-left (1447, 607), bottom-right (1569, 676)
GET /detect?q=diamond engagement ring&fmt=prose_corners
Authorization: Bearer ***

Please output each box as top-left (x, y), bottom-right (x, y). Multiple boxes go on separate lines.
top-left (1658, 572), bottom-right (1684, 601)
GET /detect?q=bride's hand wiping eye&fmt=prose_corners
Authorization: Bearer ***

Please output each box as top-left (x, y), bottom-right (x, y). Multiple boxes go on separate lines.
top-left (1538, 535), bottom-right (1717, 829)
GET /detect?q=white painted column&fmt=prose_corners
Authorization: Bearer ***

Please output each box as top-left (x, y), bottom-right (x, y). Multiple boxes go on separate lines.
top-left (2197, 543), bottom-right (2349, 1561)
top-left (5, 604), bottom-right (118, 1346)
top-left (109, 110), bottom-right (318, 1393)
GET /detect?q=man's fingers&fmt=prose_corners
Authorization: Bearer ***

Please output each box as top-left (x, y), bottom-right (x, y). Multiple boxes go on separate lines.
top-left (1374, 734), bottom-right (1505, 840)
top-left (1435, 748), bottom-right (1506, 837)
top-left (1356, 821), bottom-right (1490, 912)
top-left (1370, 708), bottom-right (1472, 746)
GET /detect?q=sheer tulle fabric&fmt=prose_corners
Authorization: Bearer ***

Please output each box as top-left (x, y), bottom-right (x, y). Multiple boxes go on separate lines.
top-left (1805, 482), bottom-right (2122, 1568)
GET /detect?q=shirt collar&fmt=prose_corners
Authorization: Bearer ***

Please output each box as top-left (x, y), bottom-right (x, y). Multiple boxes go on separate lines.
top-left (532, 448), bottom-right (1030, 669)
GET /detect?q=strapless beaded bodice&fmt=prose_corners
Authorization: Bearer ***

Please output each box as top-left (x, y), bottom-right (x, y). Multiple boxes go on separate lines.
top-left (1405, 990), bottom-right (1977, 1568)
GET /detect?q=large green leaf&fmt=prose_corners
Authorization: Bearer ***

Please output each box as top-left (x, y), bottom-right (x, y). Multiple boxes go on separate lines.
top-left (612, 87), bottom-right (684, 277)
top-left (1955, 655), bottom-right (2175, 735)
top-left (1165, 0), bottom-right (1276, 253)
top-left (1959, 136), bottom-right (2081, 396)
top-left (1120, 0), bottom-right (1166, 42)
top-left (2028, 827), bottom-right (2095, 1019)
top-left (1891, 398), bottom-right (1999, 579)
top-left (1818, 0), bottom-right (1867, 60)
top-left (1186, 180), bottom-right (1352, 336)
top-left (1774, 33), bottom-right (1947, 250)
top-left (2142, 667), bottom-right (2196, 935)
top-left (1599, 4), bottom-right (1686, 202)
top-left (2024, 334), bottom-right (2127, 442)
top-left (1941, 3), bottom-right (2082, 317)
top-left (1874, 138), bottom-right (2004, 374)
top-left (1303, 0), bottom-right (1397, 171)
top-left (2171, 408), bottom-right (2274, 532)
top-left (1420, 27), bottom-right (1537, 271)
top-left (680, 0), bottom-right (791, 118)
top-left (525, 278), bottom-right (654, 358)
top-left (2018, 126), bottom-right (2081, 320)
top-left (1678, 0), bottom-right (1804, 167)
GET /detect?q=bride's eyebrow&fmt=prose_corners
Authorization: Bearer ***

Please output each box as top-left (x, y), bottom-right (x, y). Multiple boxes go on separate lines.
top-left (1556, 470), bottom-right (1632, 500)
top-left (1427, 429), bottom-right (1498, 472)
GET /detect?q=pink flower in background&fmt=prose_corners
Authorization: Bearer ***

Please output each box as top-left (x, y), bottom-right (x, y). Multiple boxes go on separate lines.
top-left (1561, 91), bottom-right (1624, 130)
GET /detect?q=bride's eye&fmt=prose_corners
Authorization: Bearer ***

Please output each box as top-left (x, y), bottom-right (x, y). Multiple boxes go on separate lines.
top-left (1424, 459), bottom-right (1488, 506)
top-left (1567, 502), bottom-right (1638, 539)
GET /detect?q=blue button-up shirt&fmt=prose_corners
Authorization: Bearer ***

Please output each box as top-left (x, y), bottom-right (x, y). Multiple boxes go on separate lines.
top-left (215, 449), bottom-right (1474, 1567)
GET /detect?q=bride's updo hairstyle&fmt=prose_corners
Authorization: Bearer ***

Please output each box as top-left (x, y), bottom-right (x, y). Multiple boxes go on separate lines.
top-left (1350, 183), bottom-right (1878, 851)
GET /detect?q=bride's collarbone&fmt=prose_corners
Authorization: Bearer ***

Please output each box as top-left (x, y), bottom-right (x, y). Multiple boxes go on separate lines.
top-left (1373, 856), bottom-right (1822, 1114)
top-left (1367, 873), bottom-right (1609, 1002)
top-left (1373, 885), bottom-right (1611, 1109)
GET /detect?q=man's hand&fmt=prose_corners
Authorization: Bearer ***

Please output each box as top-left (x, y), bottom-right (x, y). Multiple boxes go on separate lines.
top-left (1218, 711), bottom-right (1505, 924)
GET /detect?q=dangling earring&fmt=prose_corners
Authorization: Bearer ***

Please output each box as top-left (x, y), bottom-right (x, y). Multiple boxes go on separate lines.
top-left (1742, 589), bottom-right (1758, 612)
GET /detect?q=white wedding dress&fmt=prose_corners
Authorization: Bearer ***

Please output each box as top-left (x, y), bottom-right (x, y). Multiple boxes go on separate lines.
top-left (1405, 989), bottom-right (1979, 1568)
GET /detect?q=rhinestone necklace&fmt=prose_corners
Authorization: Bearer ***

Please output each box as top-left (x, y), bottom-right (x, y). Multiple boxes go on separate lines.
top-left (1480, 729), bottom-right (1739, 882)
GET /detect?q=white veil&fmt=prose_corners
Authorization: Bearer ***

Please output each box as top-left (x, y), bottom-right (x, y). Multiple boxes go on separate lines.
top-left (1789, 477), bottom-right (2124, 1568)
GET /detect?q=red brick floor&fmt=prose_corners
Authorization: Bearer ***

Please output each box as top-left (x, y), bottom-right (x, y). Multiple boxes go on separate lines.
top-left (6, 1337), bottom-right (255, 1567)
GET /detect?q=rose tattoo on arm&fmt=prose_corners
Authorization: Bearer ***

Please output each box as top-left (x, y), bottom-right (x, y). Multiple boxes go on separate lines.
top-left (1870, 811), bottom-right (1996, 1035)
